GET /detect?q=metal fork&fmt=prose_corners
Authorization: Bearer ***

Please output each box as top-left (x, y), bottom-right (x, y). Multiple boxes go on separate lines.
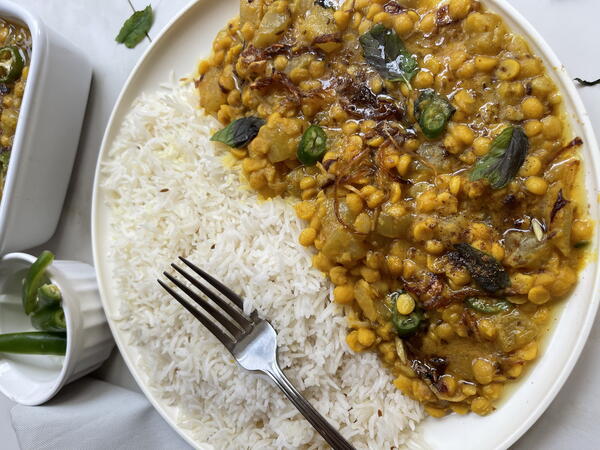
top-left (158, 257), bottom-right (355, 450)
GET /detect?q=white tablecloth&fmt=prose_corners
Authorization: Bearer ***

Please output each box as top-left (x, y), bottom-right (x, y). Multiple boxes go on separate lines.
top-left (1, 0), bottom-right (599, 448)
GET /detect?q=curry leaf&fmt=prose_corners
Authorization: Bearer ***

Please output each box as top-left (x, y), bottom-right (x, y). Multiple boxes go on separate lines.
top-left (414, 89), bottom-right (455, 139)
top-left (448, 243), bottom-right (509, 293)
top-left (470, 126), bottom-right (528, 189)
top-left (210, 117), bottom-right (265, 148)
top-left (116, 5), bottom-right (153, 49)
top-left (574, 77), bottom-right (600, 87)
top-left (359, 24), bottom-right (419, 85)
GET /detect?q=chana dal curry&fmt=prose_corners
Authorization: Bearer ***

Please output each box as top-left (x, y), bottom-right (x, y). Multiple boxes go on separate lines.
top-left (196, 0), bottom-right (594, 417)
top-left (0, 19), bottom-right (30, 197)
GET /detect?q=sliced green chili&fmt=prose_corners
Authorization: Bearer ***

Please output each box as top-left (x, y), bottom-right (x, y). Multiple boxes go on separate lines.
top-left (297, 125), bottom-right (328, 165)
top-left (31, 306), bottom-right (66, 332)
top-left (465, 297), bottom-right (512, 314)
top-left (22, 251), bottom-right (54, 315)
top-left (387, 290), bottom-right (424, 337)
top-left (0, 331), bottom-right (66, 355)
top-left (414, 89), bottom-right (455, 139)
top-left (0, 46), bottom-right (24, 83)
top-left (36, 283), bottom-right (62, 311)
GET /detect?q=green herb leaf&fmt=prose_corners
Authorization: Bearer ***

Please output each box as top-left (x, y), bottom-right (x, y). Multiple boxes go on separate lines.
top-left (115, 5), bottom-right (153, 49)
top-left (574, 77), bottom-right (600, 87)
top-left (210, 117), bottom-right (265, 148)
top-left (470, 126), bottom-right (528, 189)
top-left (448, 243), bottom-right (509, 293)
top-left (297, 125), bottom-right (327, 165)
top-left (465, 297), bottom-right (512, 315)
top-left (359, 24), bottom-right (419, 85)
top-left (414, 89), bottom-right (455, 139)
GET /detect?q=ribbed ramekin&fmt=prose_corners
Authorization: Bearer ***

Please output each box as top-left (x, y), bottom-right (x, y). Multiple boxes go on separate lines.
top-left (0, 253), bottom-right (114, 405)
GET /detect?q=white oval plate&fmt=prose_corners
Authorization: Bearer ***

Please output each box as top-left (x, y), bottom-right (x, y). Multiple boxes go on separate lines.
top-left (92, 1), bottom-right (600, 448)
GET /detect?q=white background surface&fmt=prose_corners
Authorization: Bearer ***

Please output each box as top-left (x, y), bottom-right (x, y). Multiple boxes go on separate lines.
top-left (1, 0), bottom-right (599, 448)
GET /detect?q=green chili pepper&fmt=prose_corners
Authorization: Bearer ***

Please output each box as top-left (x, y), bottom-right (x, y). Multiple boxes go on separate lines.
top-left (393, 309), bottom-right (424, 336)
top-left (31, 306), bottom-right (66, 332)
top-left (297, 125), bottom-right (327, 166)
top-left (414, 89), bottom-right (455, 139)
top-left (0, 46), bottom-right (24, 83)
top-left (464, 297), bottom-right (512, 314)
top-left (36, 283), bottom-right (62, 311)
top-left (22, 251), bottom-right (54, 315)
top-left (387, 290), bottom-right (424, 337)
top-left (0, 331), bottom-right (66, 355)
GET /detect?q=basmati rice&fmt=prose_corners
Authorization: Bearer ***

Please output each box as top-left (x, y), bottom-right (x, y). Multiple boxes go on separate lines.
top-left (101, 82), bottom-right (425, 449)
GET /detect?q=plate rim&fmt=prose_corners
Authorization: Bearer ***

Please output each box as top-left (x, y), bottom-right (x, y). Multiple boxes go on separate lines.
top-left (91, 1), bottom-right (600, 449)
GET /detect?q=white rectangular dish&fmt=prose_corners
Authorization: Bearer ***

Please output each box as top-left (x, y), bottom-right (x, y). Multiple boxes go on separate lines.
top-left (0, 1), bottom-right (91, 254)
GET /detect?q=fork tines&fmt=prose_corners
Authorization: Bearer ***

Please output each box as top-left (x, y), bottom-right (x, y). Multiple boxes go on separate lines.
top-left (158, 257), bottom-right (253, 349)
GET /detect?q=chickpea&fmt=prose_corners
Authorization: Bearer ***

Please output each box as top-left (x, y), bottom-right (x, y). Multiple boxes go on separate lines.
top-left (396, 154), bottom-right (412, 176)
top-left (478, 319), bottom-right (497, 340)
top-left (354, 213), bottom-right (371, 234)
top-left (436, 322), bottom-right (455, 340)
top-left (541, 115), bottom-right (563, 139)
top-left (396, 293), bottom-right (416, 315)
top-left (528, 285), bottom-right (551, 304)
top-left (551, 267), bottom-right (577, 297)
top-left (402, 259), bottom-right (417, 279)
top-left (346, 193), bottom-right (364, 215)
top-left (481, 383), bottom-right (503, 401)
top-left (334, 10), bottom-right (351, 30)
top-left (519, 156), bottom-right (542, 177)
top-left (524, 176), bottom-right (548, 195)
top-left (334, 285), bottom-right (355, 304)
top-left (346, 330), bottom-right (365, 352)
top-left (393, 13), bottom-right (414, 36)
top-left (413, 70), bottom-right (434, 89)
top-left (531, 75), bottom-right (554, 98)
top-left (456, 61), bottom-right (476, 79)
top-left (473, 137), bottom-right (491, 156)
top-left (448, 0), bottom-right (472, 20)
top-left (418, 13), bottom-right (436, 34)
top-left (452, 124), bottom-right (475, 146)
top-left (385, 255), bottom-right (403, 275)
top-left (572, 220), bottom-right (593, 242)
top-left (299, 227), bottom-right (317, 246)
top-left (295, 201), bottom-right (316, 220)
top-left (453, 89), bottom-right (476, 114)
top-left (516, 341), bottom-right (538, 361)
top-left (471, 397), bottom-right (493, 416)
top-left (447, 267), bottom-right (471, 286)
top-left (360, 266), bottom-right (380, 283)
top-left (524, 120), bottom-right (542, 137)
top-left (425, 239), bottom-right (445, 255)
top-left (521, 97), bottom-right (545, 120)
top-left (357, 328), bottom-right (376, 347)
top-left (474, 55), bottom-right (498, 72)
top-left (329, 266), bottom-right (348, 286)
top-left (497, 59), bottom-right (521, 81)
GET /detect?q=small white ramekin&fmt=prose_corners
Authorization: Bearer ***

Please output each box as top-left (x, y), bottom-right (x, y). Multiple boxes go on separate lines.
top-left (0, 2), bottom-right (92, 254)
top-left (0, 253), bottom-right (114, 405)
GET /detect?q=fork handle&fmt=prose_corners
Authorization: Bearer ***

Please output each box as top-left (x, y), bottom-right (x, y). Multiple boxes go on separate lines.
top-left (265, 363), bottom-right (355, 450)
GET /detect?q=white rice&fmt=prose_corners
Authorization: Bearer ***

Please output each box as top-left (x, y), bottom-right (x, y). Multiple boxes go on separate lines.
top-left (101, 82), bottom-right (425, 449)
